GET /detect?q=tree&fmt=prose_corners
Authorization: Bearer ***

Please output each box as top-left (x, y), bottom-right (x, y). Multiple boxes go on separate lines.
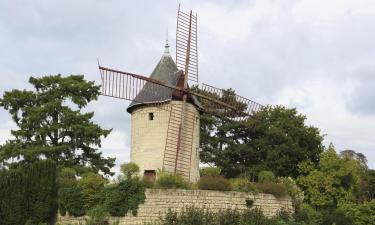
top-left (0, 75), bottom-right (115, 175)
top-left (120, 162), bottom-right (140, 179)
top-left (297, 144), bottom-right (362, 209)
top-left (77, 172), bottom-right (107, 209)
top-left (199, 104), bottom-right (324, 179)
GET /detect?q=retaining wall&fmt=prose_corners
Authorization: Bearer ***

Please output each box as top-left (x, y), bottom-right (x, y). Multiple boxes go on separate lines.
top-left (58, 189), bottom-right (294, 225)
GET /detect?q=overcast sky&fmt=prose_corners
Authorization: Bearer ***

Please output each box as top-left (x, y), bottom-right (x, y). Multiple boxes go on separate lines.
top-left (0, 0), bottom-right (374, 173)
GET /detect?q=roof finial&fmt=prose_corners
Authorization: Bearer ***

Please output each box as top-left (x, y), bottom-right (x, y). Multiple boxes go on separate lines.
top-left (164, 28), bottom-right (170, 55)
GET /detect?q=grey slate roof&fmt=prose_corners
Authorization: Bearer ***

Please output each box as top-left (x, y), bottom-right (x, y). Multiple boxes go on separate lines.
top-left (127, 53), bottom-right (201, 113)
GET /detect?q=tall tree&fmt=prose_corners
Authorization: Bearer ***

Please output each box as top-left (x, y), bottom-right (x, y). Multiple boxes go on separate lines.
top-left (199, 102), bottom-right (324, 179)
top-left (0, 75), bottom-right (115, 175)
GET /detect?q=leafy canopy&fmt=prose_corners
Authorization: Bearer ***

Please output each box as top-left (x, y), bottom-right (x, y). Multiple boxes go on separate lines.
top-left (0, 75), bottom-right (115, 175)
top-left (297, 144), bottom-right (362, 209)
top-left (199, 102), bottom-right (324, 179)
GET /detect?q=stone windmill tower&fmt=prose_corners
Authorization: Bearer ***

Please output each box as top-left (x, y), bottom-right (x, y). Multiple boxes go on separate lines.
top-left (126, 41), bottom-right (202, 182)
top-left (98, 6), bottom-right (264, 183)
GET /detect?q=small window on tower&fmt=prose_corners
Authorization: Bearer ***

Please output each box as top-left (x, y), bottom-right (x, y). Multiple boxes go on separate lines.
top-left (148, 112), bottom-right (154, 120)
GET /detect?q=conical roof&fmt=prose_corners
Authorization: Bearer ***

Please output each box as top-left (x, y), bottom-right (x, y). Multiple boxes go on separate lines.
top-left (127, 43), bottom-right (201, 113)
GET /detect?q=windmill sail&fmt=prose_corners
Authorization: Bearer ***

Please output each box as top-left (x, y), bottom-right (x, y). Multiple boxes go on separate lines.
top-left (176, 5), bottom-right (198, 83)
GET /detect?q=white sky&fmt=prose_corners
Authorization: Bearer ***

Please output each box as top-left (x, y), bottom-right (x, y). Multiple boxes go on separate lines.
top-left (0, 0), bottom-right (374, 173)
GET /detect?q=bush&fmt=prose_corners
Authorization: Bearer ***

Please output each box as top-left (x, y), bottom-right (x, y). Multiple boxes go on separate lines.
top-left (256, 182), bottom-right (288, 198)
top-left (200, 167), bottom-right (221, 177)
top-left (0, 160), bottom-right (57, 225)
top-left (141, 176), bottom-right (155, 188)
top-left (58, 167), bottom-right (77, 189)
top-left (321, 209), bottom-right (353, 225)
top-left (294, 204), bottom-right (323, 225)
top-left (229, 178), bottom-right (258, 193)
top-left (104, 178), bottom-right (146, 216)
top-left (155, 172), bottom-right (190, 189)
top-left (158, 207), bottom-right (298, 225)
top-left (78, 172), bottom-right (107, 209)
top-left (258, 171), bottom-right (275, 183)
top-left (277, 177), bottom-right (304, 208)
top-left (339, 200), bottom-right (375, 225)
top-left (59, 187), bottom-right (85, 217)
top-left (198, 176), bottom-right (232, 191)
top-left (85, 205), bottom-right (109, 225)
top-left (120, 162), bottom-right (140, 179)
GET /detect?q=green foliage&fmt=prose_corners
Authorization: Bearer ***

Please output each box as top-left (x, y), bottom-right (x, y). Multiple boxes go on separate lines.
top-left (339, 200), bottom-right (375, 225)
top-left (229, 178), bottom-right (258, 193)
top-left (277, 177), bottom-right (304, 208)
top-left (155, 172), bottom-right (190, 189)
top-left (197, 176), bottom-right (232, 191)
top-left (320, 209), bottom-right (353, 225)
top-left (103, 178), bottom-right (146, 216)
top-left (120, 162), bottom-right (140, 179)
top-left (0, 160), bottom-right (57, 225)
top-left (59, 187), bottom-right (85, 217)
top-left (294, 204), bottom-right (323, 225)
top-left (77, 172), bottom-right (108, 209)
top-left (85, 205), bottom-right (109, 225)
top-left (58, 167), bottom-right (77, 189)
top-left (258, 171), bottom-right (276, 183)
top-left (158, 207), bottom-right (299, 225)
top-left (365, 169), bottom-right (375, 200)
top-left (256, 182), bottom-right (288, 198)
top-left (297, 145), bottom-right (362, 208)
top-left (141, 176), bottom-right (155, 188)
top-left (198, 105), bottom-right (324, 179)
top-left (0, 170), bottom-right (27, 225)
top-left (26, 160), bottom-right (58, 224)
top-left (200, 167), bottom-right (221, 177)
top-left (0, 75), bottom-right (115, 174)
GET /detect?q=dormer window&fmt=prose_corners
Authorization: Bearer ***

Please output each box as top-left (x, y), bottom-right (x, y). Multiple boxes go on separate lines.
top-left (148, 112), bottom-right (154, 120)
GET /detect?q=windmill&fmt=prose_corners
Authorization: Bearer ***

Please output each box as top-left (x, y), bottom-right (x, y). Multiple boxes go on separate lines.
top-left (98, 5), bottom-right (264, 182)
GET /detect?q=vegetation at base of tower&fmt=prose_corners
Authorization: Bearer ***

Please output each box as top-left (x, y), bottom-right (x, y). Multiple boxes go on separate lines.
top-left (0, 160), bottom-right (57, 225)
top-left (229, 178), bottom-right (259, 193)
top-left (154, 172), bottom-right (191, 189)
top-left (197, 175), bottom-right (232, 191)
top-left (103, 178), bottom-right (146, 216)
top-left (120, 162), bottom-right (140, 179)
top-left (77, 172), bottom-right (108, 210)
top-left (200, 166), bottom-right (221, 177)
top-left (0, 75), bottom-right (115, 175)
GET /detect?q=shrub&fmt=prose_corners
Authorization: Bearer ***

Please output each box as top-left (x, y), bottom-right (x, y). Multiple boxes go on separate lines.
top-left (258, 171), bottom-right (275, 183)
top-left (200, 167), bottom-right (221, 177)
top-left (294, 204), bottom-right (323, 225)
top-left (104, 178), bottom-right (146, 216)
top-left (277, 177), bottom-right (304, 208)
top-left (0, 160), bottom-right (57, 225)
top-left (155, 172), bottom-right (190, 189)
top-left (58, 167), bottom-right (77, 189)
top-left (321, 209), bottom-right (353, 225)
top-left (339, 200), bottom-right (375, 225)
top-left (78, 172), bottom-right (107, 209)
top-left (141, 176), bottom-right (155, 188)
top-left (160, 207), bottom-right (216, 225)
top-left (256, 182), bottom-right (288, 198)
top-left (229, 178), bottom-right (258, 193)
top-left (59, 187), bottom-right (85, 217)
top-left (85, 205), bottom-right (109, 225)
top-left (198, 176), bottom-right (232, 191)
top-left (120, 162), bottom-right (140, 179)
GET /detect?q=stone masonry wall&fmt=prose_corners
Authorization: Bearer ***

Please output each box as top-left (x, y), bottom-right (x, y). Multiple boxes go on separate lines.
top-left (58, 189), bottom-right (294, 225)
